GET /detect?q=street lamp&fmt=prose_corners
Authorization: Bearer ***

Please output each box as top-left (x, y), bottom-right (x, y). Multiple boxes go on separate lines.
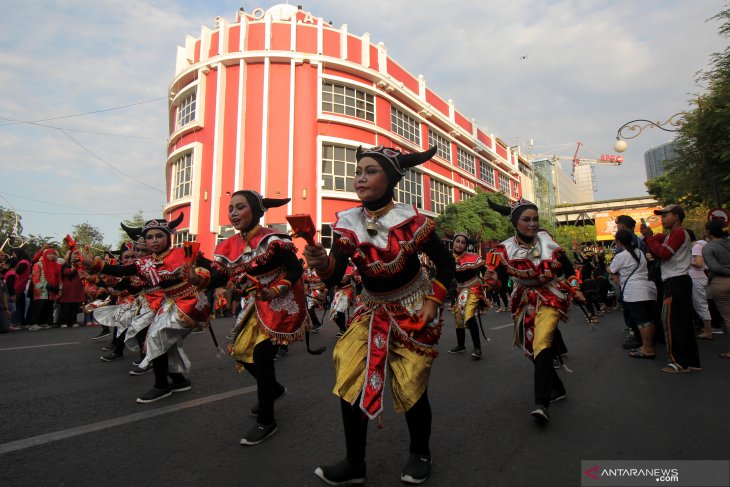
top-left (613, 112), bottom-right (684, 152)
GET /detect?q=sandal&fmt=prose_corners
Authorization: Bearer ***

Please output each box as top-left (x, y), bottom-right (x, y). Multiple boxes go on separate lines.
top-left (629, 350), bottom-right (655, 359)
top-left (661, 363), bottom-right (688, 374)
top-left (719, 352), bottom-right (730, 359)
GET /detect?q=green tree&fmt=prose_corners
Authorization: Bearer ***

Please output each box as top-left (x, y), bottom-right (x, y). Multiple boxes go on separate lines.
top-left (647, 6), bottom-right (730, 209)
top-left (551, 225), bottom-right (597, 252)
top-left (0, 206), bottom-right (23, 252)
top-left (435, 189), bottom-right (514, 244)
top-left (117, 210), bottom-right (146, 249)
top-left (72, 222), bottom-right (108, 254)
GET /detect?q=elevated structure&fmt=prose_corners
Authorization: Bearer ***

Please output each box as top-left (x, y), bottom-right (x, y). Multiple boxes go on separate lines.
top-left (553, 196), bottom-right (659, 226)
top-left (164, 4), bottom-right (527, 254)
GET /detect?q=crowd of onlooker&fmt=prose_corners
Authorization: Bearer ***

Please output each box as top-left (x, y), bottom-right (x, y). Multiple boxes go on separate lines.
top-left (0, 246), bottom-right (90, 333)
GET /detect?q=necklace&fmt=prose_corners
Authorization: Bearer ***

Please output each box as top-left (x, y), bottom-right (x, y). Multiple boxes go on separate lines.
top-left (515, 234), bottom-right (541, 258)
top-left (240, 225), bottom-right (261, 255)
top-left (363, 201), bottom-right (395, 236)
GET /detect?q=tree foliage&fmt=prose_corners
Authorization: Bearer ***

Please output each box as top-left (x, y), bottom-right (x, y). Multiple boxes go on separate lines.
top-left (72, 222), bottom-right (108, 252)
top-left (646, 6), bottom-right (730, 209)
top-left (435, 189), bottom-right (514, 244)
top-left (0, 206), bottom-right (23, 251)
top-left (551, 225), bottom-right (597, 251)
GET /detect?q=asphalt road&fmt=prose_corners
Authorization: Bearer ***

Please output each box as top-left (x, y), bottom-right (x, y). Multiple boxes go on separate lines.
top-left (1, 305), bottom-right (729, 487)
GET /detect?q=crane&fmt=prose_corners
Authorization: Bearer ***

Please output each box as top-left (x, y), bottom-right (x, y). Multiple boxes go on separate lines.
top-left (527, 142), bottom-right (623, 183)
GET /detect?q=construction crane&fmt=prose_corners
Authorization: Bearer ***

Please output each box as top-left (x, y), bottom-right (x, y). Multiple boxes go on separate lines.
top-left (527, 142), bottom-right (623, 183)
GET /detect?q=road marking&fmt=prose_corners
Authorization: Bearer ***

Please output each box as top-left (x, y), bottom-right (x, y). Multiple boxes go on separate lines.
top-left (0, 342), bottom-right (80, 351)
top-left (490, 323), bottom-right (513, 330)
top-left (0, 385), bottom-right (257, 455)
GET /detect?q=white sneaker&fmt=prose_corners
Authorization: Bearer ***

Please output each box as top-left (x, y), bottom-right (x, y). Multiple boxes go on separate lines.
top-left (28, 325), bottom-right (41, 331)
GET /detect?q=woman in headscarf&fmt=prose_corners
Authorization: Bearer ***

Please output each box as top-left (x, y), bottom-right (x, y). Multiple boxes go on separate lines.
top-left (212, 190), bottom-right (309, 446)
top-left (304, 145), bottom-right (455, 485)
top-left (449, 232), bottom-right (488, 359)
top-left (79, 213), bottom-right (212, 403)
top-left (489, 198), bottom-right (583, 423)
top-left (28, 248), bottom-right (62, 329)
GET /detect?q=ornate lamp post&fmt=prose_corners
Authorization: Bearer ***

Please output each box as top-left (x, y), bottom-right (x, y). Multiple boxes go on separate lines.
top-left (613, 113), bottom-right (684, 153)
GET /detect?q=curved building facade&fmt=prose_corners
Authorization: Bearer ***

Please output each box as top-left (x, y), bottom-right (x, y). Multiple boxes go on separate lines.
top-left (165, 4), bottom-right (524, 255)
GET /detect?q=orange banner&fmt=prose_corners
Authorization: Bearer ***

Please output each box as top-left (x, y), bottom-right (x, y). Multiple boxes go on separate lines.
top-left (594, 207), bottom-right (663, 241)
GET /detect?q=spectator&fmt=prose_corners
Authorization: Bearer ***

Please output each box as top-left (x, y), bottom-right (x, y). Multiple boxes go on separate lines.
top-left (687, 230), bottom-right (712, 340)
top-left (0, 264), bottom-right (11, 333)
top-left (27, 248), bottom-right (62, 330)
top-left (610, 229), bottom-right (657, 358)
top-left (641, 204), bottom-right (701, 373)
top-left (10, 249), bottom-right (31, 328)
top-left (57, 251), bottom-right (84, 327)
top-left (702, 219), bottom-right (730, 358)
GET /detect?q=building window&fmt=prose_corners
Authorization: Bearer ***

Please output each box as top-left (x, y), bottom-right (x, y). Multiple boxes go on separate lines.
top-left (320, 224), bottom-right (334, 249)
top-left (391, 106), bottom-right (421, 145)
top-left (457, 147), bottom-right (475, 175)
top-left (322, 82), bottom-right (375, 122)
top-left (394, 169), bottom-right (423, 209)
top-left (172, 230), bottom-right (196, 248)
top-left (216, 226), bottom-right (235, 245)
top-left (459, 189), bottom-right (473, 202)
top-left (512, 180), bottom-right (520, 198)
top-left (176, 91), bottom-right (196, 130)
top-left (172, 152), bottom-right (193, 200)
top-left (479, 159), bottom-right (495, 186)
top-left (430, 179), bottom-right (452, 214)
top-left (428, 130), bottom-right (451, 161)
top-left (498, 173), bottom-right (510, 194)
top-left (321, 144), bottom-right (357, 192)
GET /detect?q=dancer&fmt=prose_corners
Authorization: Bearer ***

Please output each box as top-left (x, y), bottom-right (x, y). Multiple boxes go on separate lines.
top-left (489, 198), bottom-right (583, 423)
top-left (79, 213), bottom-right (212, 403)
top-left (330, 262), bottom-right (357, 336)
top-left (213, 190), bottom-right (309, 446)
top-left (449, 232), bottom-right (488, 359)
top-left (304, 145), bottom-right (454, 485)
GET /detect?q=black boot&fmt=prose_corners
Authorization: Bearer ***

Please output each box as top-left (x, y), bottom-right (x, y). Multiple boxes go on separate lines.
top-left (467, 318), bottom-right (482, 360)
top-left (449, 328), bottom-right (466, 353)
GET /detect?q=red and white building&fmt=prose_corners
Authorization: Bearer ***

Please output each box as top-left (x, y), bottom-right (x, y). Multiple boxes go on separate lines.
top-left (165, 4), bottom-right (524, 255)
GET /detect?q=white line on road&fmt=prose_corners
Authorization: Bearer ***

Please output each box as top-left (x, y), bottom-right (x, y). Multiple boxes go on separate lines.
top-left (0, 342), bottom-right (80, 351)
top-left (0, 385), bottom-right (257, 455)
top-left (490, 323), bottom-right (513, 330)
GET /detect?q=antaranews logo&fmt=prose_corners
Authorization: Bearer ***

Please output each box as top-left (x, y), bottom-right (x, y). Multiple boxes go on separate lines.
top-left (582, 460), bottom-right (729, 487)
top-left (584, 466), bottom-right (600, 481)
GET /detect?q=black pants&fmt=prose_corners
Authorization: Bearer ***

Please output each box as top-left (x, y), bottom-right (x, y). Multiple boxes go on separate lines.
top-left (663, 275), bottom-right (700, 368)
top-left (16, 292), bottom-right (27, 326)
top-left (341, 391), bottom-right (432, 464)
top-left (28, 299), bottom-right (54, 326)
top-left (152, 352), bottom-right (187, 389)
top-left (533, 348), bottom-right (565, 408)
top-left (242, 340), bottom-right (280, 426)
top-left (334, 312), bottom-right (347, 333)
top-left (308, 307), bottom-right (322, 328)
top-left (495, 288), bottom-right (509, 307)
top-left (466, 317), bottom-right (481, 349)
top-left (57, 302), bottom-right (81, 325)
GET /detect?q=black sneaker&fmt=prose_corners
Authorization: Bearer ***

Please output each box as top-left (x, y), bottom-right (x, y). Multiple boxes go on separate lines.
top-left (101, 345), bottom-right (115, 352)
top-left (129, 365), bottom-right (152, 376)
top-left (239, 422), bottom-right (278, 445)
top-left (132, 358), bottom-right (144, 367)
top-left (276, 345), bottom-right (289, 357)
top-left (250, 384), bottom-right (287, 416)
top-left (530, 405), bottom-right (550, 423)
top-left (92, 330), bottom-right (111, 340)
top-left (550, 390), bottom-right (567, 403)
top-left (335, 331), bottom-right (344, 338)
top-left (448, 345), bottom-right (466, 354)
top-left (100, 352), bottom-right (123, 362)
top-left (171, 379), bottom-right (192, 393)
top-left (136, 387), bottom-right (172, 404)
top-left (314, 458), bottom-right (366, 486)
top-left (400, 454), bottom-right (432, 484)
top-left (471, 348), bottom-right (482, 360)
top-left (552, 355), bottom-right (563, 369)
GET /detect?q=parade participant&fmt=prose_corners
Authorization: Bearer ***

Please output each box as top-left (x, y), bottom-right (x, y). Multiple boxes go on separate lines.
top-left (304, 145), bottom-right (455, 485)
top-left (489, 198), bottom-right (583, 423)
top-left (94, 243), bottom-right (144, 362)
top-left (79, 213), bottom-right (213, 403)
top-left (213, 190), bottom-right (309, 446)
top-left (304, 264), bottom-right (326, 332)
top-left (330, 263), bottom-right (357, 336)
top-left (449, 232), bottom-right (488, 359)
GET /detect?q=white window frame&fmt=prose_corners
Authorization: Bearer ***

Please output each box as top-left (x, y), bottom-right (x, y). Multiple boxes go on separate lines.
top-left (394, 169), bottom-right (423, 209)
top-left (321, 81), bottom-right (375, 122)
top-left (171, 152), bottom-right (193, 201)
top-left (391, 106), bottom-right (421, 145)
top-left (479, 159), bottom-right (495, 186)
top-left (320, 223), bottom-right (334, 249)
top-left (457, 147), bottom-right (475, 175)
top-left (430, 179), bottom-right (453, 215)
top-left (175, 91), bottom-right (197, 130)
top-left (459, 189), bottom-right (473, 202)
top-left (498, 173), bottom-right (510, 194)
top-left (172, 230), bottom-right (196, 248)
top-left (321, 143), bottom-right (357, 192)
top-left (428, 130), bottom-right (452, 161)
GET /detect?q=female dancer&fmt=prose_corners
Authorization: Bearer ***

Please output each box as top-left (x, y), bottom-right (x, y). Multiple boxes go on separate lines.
top-left (489, 198), bottom-right (583, 423)
top-left (80, 214), bottom-right (212, 403)
top-left (304, 145), bottom-right (454, 485)
top-left (449, 232), bottom-right (488, 359)
top-left (213, 190), bottom-right (309, 446)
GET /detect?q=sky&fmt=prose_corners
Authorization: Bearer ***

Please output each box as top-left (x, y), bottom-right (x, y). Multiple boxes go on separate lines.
top-left (0, 0), bottom-right (726, 245)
